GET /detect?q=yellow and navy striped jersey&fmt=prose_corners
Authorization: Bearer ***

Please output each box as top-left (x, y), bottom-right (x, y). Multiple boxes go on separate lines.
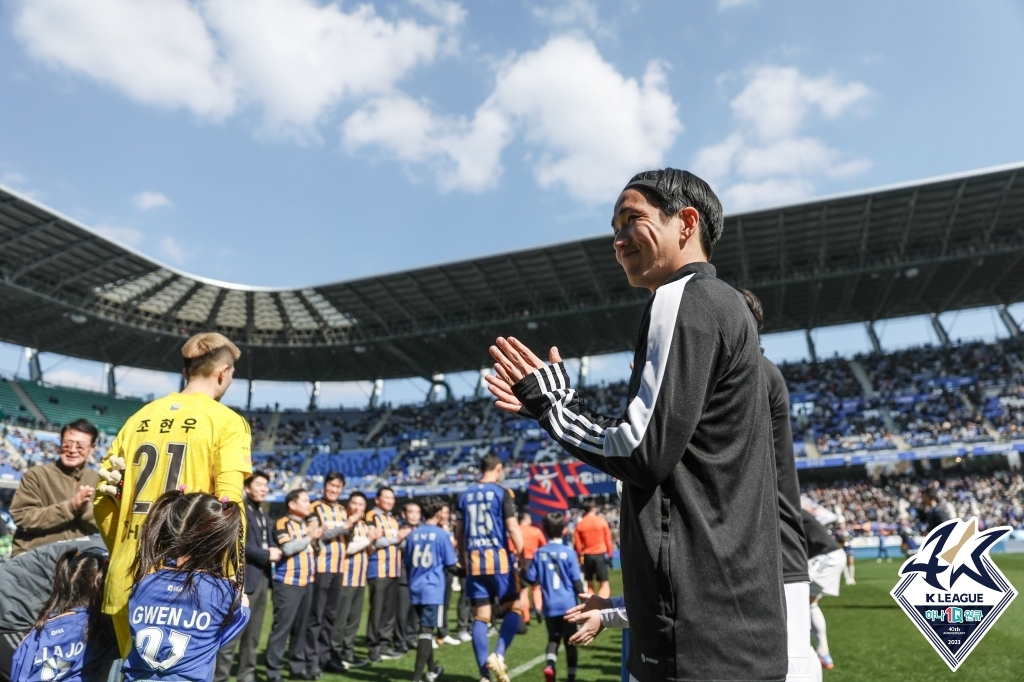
top-left (341, 520), bottom-right (371, 587)
top-left (366, 508), bottom-right (401, 579)
top-left (312, 500), bottom-right (347, 574)
top-left (95, 392), bottom-right (252, 616)
top-left (274, 515), bottom-right (315, 587)
top-left (458, 482), bottom-right (516, 576)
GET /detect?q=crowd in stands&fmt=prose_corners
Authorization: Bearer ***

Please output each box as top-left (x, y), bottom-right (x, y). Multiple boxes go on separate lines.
top-left (802, 469), bottom-right (1024, 532)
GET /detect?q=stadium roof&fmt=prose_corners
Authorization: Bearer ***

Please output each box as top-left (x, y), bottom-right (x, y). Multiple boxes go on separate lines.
top-left (2, 162), bottom-right (1024, 382)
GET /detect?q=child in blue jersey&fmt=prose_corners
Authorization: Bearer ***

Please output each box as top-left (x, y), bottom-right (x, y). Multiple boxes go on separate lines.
top-left (11, 547), bottom-right (117, 682)
top-left (456, 454), bottom-right (524, 682)
top-left (526, 512), bottom-right (584, 682)
top-left (404, 497), bottom-right (458, 682)
top-left (122, 491), bottom-right (250, 682)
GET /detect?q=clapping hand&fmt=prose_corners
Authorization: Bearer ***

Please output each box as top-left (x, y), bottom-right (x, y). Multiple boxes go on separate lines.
top-left (72, 485), bottom-right (95, 511)
top-left (485, 337), bottom-right (562, 415)
top-left (565, 593), bottom-right (613, 646)
top-left (96, 456), bottom-right (126, 499)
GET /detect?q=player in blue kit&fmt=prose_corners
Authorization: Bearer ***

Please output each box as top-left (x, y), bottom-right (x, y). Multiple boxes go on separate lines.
top-left (122, 491), bottom-right (250, 682)
top-left (456, 454), bottom-right (524, 682)
top-left (526, 512), bottom-right (584, 682)
top-left (405, 497), bottom-right (458, 682)
top-left (11, 547), bottom-right (117, 681)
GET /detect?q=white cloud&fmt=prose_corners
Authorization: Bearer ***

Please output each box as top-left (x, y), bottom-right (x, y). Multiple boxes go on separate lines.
top-left (13, 0), bottom-right (453, 136)
top-left (116, 367), bottom-right (180, 398)
top-left (692, 65), bottom-right (870, 211)
top-left (133, 191), bottom-right (172, 210)
top-left (93, 223), bottom-right (144, 247)
top-left (14, 0), bottom-right (235, 118)
top-left (45, 368), bottom-right (104, 392)
top-left (159, 235), bottom-right (190, 263)
top-left (343, 35), bottom-right (682, 204)
top-left (532, 0), bottom-right (603, 33)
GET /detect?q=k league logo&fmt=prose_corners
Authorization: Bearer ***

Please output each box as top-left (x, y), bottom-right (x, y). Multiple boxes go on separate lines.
top-left (890, 517), bottom-right (1017, 671)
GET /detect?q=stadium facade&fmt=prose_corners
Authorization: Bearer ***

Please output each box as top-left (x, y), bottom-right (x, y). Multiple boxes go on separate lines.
top-left (1, 162), bottom-right (1023, 385)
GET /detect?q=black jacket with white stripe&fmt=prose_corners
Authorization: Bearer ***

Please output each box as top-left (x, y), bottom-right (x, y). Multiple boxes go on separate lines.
top-left (513, 262), bottom-right (787, 682)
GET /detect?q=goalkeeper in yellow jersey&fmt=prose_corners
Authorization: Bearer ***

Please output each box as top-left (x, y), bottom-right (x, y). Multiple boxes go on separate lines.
top-left (94, 332), bottom-right (253, 654)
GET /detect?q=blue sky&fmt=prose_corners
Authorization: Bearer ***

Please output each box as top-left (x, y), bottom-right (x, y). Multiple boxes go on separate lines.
top-left (1, 0), bottom-right (1024, 411)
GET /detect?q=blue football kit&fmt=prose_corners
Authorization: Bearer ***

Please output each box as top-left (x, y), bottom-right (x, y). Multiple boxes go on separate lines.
top-left (11, 608), bottom-right (116, 682)
top-left (527, 539), bottom-right (582, 618)
top-left (405, 524), bottom-right (457, 627)
top-left (457, 482), bottom-right (518, 603)
top-left (122, 570), bottom-right (250, 682)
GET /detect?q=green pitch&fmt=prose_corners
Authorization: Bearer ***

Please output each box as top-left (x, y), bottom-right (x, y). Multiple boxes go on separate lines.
top-left (241, 556), bottom-right (1024, 681)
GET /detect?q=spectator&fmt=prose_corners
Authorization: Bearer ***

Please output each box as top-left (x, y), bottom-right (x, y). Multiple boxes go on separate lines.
top-left (9, 419), bottom-right (100, 555)
top-left (213, 471), bottom-right (283, 682)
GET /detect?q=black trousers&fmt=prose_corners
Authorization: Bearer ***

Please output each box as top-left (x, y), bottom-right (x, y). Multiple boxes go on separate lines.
top-left (365, 577), bottom-right (398, 658)
top-left (265, 581), bottom-right (314, 678)
top-left (396, 580), bottom-right (418, 651)
top-left (304, 571), bottom-right (344, 670)
top-left (439, 574), bottom-right (454, 637)
top-left (456, 578), bottom-right (472, 633)
top-left (213, 573), bottom-right (270, 682)
top-left (330, 584), bottom-right (366, 664)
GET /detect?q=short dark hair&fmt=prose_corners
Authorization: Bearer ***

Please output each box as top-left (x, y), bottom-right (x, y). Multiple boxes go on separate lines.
top-left (738, 288), bottom-right (764, 331)
top-left (61, 419), bottom-right (99, 445)
top-left (624, 169), bottom-right (724, 259)
top-left (420, 496), bottom-right (445, 520)
top-left (245, 470), bottom-right (270, 488)
top-left (348, 491), bottom-right (367, 503)
top-left (325, 471), bottom-right (346, 486)
top-left (518, 510), bottom-right (532, 522)
top-left (377, 486), bottom-right (395, 497)
top-left (542, 512), bottom-right (567, 540)
top-left (403, 500), bottom-right (421, 514)
top-left (481, 453), bottom-right (502, 473)
top-left (582, 500), bottom-right (597, 513)
top-left (285, 489), bottom-right (307, 506)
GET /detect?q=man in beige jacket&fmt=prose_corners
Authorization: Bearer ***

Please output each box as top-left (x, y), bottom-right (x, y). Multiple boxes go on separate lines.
top-left (9, 418), bottom-right (100, 555)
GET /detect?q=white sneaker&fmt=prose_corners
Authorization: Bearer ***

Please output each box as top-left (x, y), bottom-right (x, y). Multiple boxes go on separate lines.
top-left (441, 635), bottom-right (462, 646)
top-left (457, 631), bottom-right (472, 643)
top-left (486, 653), bottom-right (510, 682)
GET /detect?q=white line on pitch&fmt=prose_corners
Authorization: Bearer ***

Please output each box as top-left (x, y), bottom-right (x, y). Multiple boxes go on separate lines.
top-left (509, 654), bottom-right (548, 678)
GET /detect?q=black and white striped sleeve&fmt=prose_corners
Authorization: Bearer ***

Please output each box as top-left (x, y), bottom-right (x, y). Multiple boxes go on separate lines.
top-left (512, 273), bottom-right (720, 487)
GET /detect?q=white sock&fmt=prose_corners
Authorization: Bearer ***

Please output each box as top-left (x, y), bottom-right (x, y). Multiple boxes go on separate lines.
top-left (850, 563), bottom-right (856, 580)
top-left (809, 601), bottom-right (829, 657)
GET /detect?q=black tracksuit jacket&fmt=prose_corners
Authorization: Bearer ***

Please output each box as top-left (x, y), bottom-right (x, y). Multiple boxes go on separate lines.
top-left (513, 262), bottom-right (787, 682)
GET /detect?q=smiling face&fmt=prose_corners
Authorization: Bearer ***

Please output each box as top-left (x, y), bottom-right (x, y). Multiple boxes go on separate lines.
top-left (611, 188), bottom-right (701, 292)
top-left (324, 478), bottom-right (344, 503)
top-left (347, 495), bottom-right (367, 518)
top-left (60, 429), bottom-right (95, 469)
top-left (289, 491), bottom-right (311, 517)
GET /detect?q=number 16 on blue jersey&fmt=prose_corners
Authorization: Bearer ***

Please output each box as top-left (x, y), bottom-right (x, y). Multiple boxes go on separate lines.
top-left (405, 525), bottom-right (457, 605)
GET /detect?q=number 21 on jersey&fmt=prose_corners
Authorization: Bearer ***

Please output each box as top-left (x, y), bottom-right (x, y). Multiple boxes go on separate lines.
top-left (130, 442), bottom-right (188, 514)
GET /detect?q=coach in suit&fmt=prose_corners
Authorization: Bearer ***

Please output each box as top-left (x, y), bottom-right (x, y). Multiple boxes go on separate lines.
top-left (214, 471), bottom-right (282, 682)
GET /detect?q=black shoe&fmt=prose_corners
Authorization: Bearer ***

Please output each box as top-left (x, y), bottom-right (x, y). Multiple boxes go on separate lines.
top-left (324, 661), bottom-right (347, 673)
top-left (517, 622), bottom-right (528, 635)
top-left (380, 648), bottom-right (405, 660)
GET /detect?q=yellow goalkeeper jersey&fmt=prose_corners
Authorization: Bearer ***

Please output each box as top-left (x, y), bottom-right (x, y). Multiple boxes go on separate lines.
top-left (95, 391), bottom-right (252, 617)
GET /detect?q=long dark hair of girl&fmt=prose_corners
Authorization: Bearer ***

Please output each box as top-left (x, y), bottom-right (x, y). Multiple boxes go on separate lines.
top-left (130, 490), bottom-right (245, 626)
top-left (33, 548), bottom-right (114, 645)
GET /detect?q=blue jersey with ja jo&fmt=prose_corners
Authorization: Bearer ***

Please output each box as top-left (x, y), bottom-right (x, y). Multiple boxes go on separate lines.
top-left (526, 539), bottom-right (581, 618)
top-left (458, 482), bottom-right (515, 576)
top-left (122, 570), bottom-right (250, 682)
top-left (404, 524), bottom-right (457, 605)
top-left (10, 608), bottom-right (115, 682)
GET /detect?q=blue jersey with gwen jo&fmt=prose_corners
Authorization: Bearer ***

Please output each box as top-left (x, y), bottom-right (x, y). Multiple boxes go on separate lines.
top-left (122, 570), bottom-right (250, 682)
top-left (10, 608), bottom-right (115, 682)
top-left (404, 524), bottom-right (457, 605)
top-left (526, 539), bottom-right (581, 618)
top-left (458, 482), bottom-right (515, 576)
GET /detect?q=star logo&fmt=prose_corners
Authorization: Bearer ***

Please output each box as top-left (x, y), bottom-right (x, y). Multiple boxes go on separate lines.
top-left (891, 517), bottom-right (1017, 671)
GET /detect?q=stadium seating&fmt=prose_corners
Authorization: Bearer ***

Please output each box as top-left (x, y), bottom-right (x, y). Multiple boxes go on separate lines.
top-left (12, 381), bottom-right (144, 434)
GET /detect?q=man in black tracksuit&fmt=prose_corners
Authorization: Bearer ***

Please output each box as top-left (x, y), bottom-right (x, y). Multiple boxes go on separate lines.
top-left (487, 169), bottom-right (787, 682)
top-left (741, 289), bottom-right (816, 680)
